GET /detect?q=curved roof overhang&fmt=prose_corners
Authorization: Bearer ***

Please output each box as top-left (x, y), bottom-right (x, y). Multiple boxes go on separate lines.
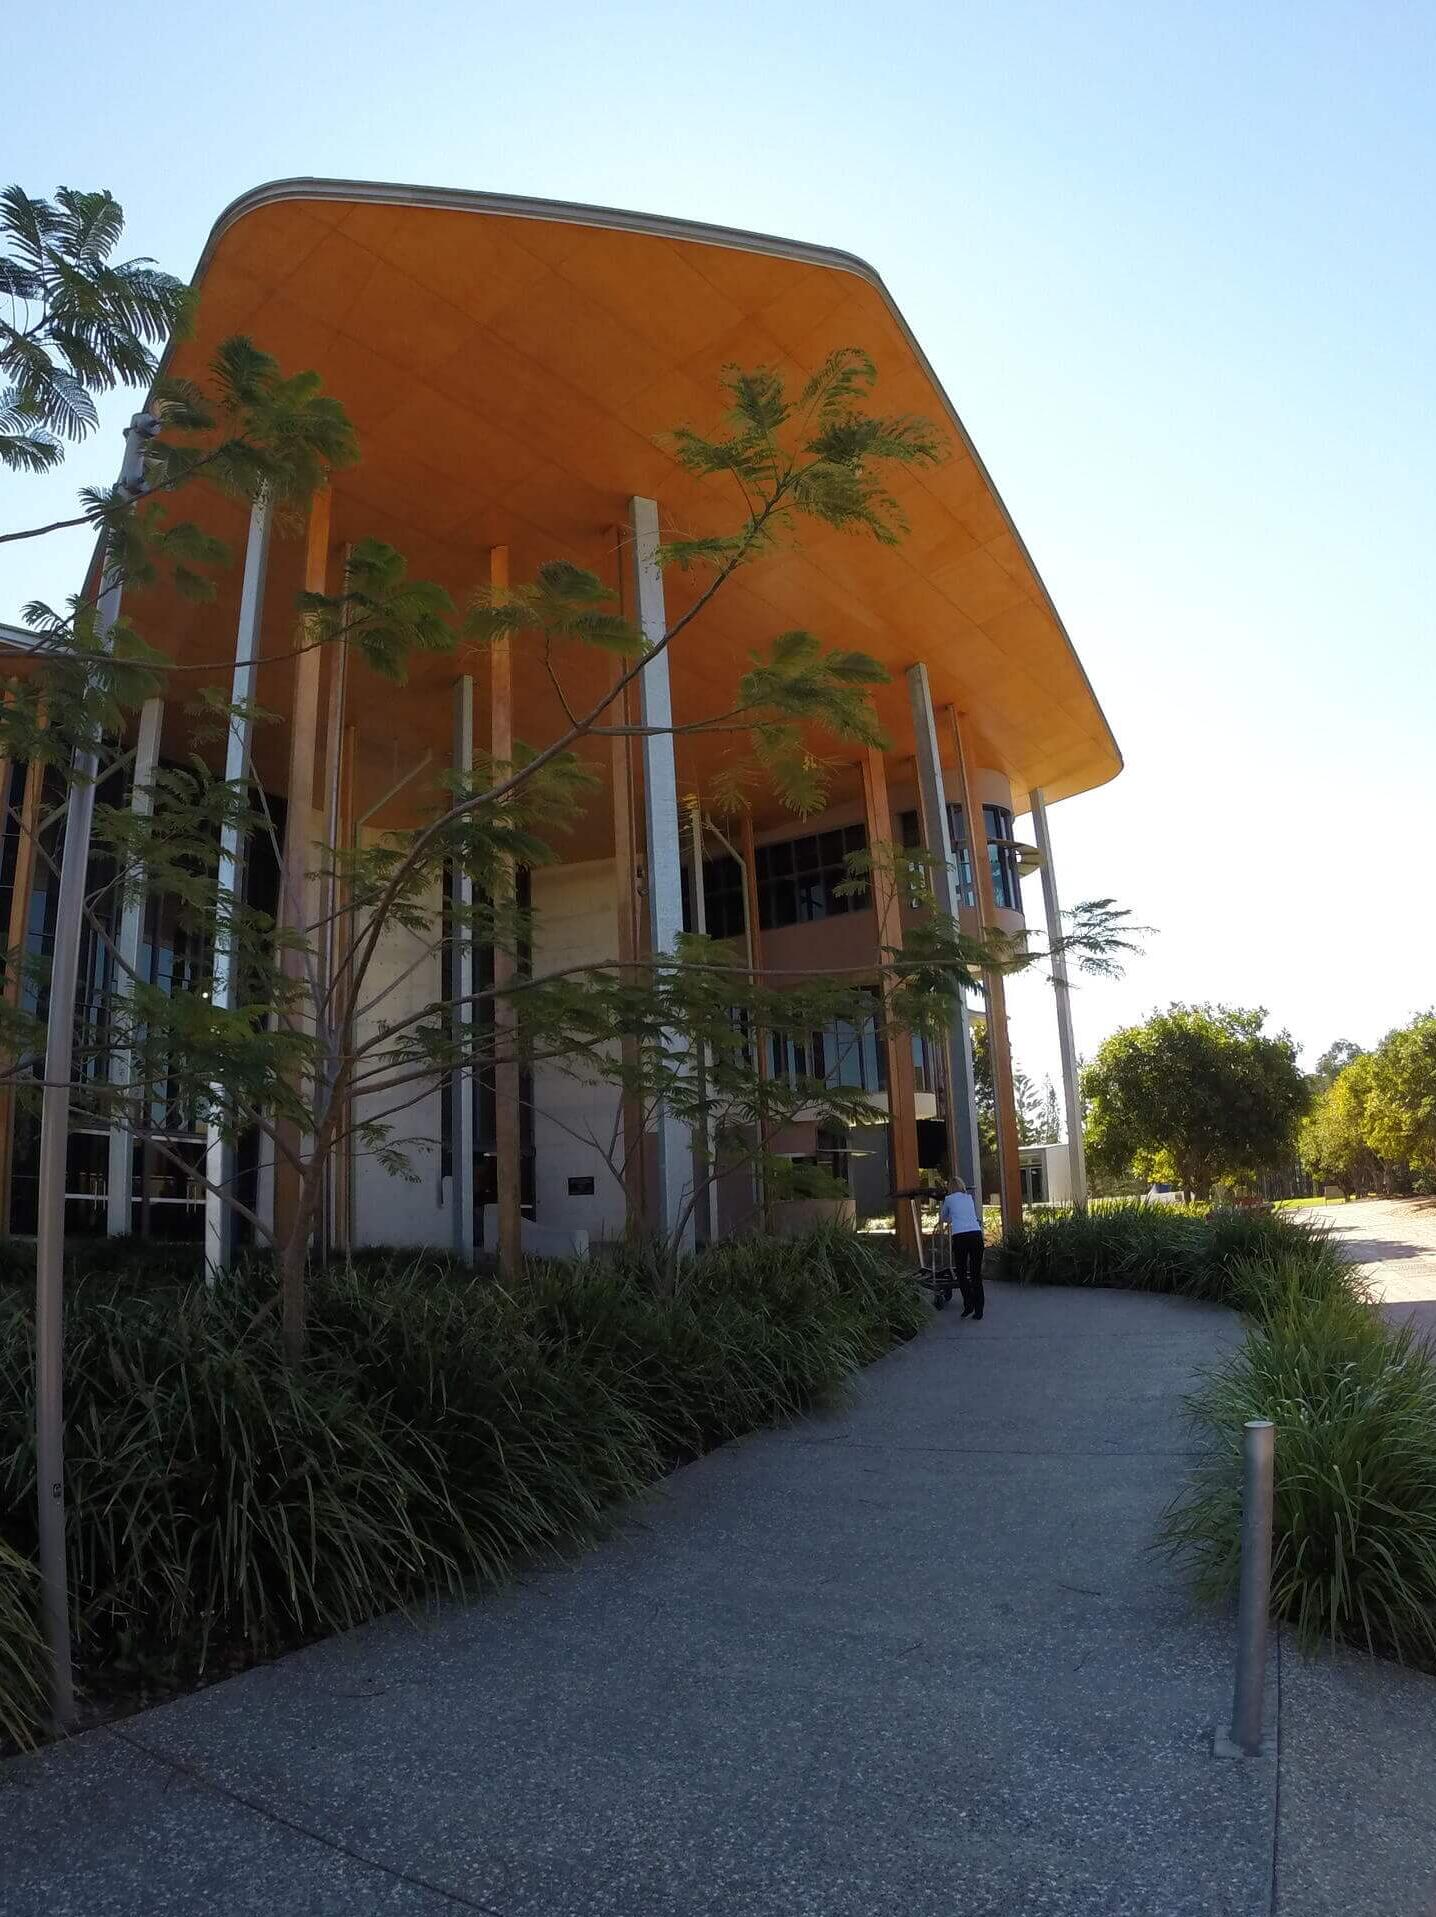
top-left (132, 178), bottom-right (1120, 842)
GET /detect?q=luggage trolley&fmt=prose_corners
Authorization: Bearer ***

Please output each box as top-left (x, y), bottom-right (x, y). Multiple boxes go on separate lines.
top-left (894, 1188), bottom-right (956, 1310)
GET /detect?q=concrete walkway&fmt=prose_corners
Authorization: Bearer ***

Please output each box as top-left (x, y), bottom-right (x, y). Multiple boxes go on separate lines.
top-left (3, 1281), bottom-right (1434, 1915)
top-left (1301, 1195), bottom-right (1436, 1344)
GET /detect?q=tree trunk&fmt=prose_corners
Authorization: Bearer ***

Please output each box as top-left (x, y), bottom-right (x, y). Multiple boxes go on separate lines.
top-left (280, 1228), bottom-right (307, 1367)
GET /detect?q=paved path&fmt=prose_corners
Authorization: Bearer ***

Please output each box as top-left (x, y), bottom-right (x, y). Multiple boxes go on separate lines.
top-left (1302, 1195), bottom-right (1436, 1344)
top-left (3, 1282), bottom-right (1434, 1915)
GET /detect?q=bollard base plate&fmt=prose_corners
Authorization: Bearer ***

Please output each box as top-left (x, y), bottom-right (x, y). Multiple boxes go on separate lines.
top-left (1212, 1727), bottom-right (1274, 1760)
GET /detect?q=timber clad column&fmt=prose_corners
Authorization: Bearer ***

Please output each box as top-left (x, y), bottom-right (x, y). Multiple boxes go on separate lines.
top-left (450, 677), bottom-right (477, 1259)
top-left (859, 745), bottom-right (921, 1257)
top-left (905, 664), bottom-right (981, 1191)
top-left (1028, 787), bottom-right (1088, 1209)
top-left (949, 707), bottom-right (1023, 1234)
top-left (205, 491), bottom-right (274, 1274)
top-left (488, 546), bottom-right (523, 1281)
top-left (628, 496), bottom-right (693, 1251)
top-left (105, 695), bottom-right (165, 1236)
top-left (275, 487), bottom-right (330, 1247)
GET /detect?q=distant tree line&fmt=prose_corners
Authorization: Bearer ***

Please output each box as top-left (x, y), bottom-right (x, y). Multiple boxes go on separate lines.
top-left (1299, 1017), bottom-right (1436, 1197)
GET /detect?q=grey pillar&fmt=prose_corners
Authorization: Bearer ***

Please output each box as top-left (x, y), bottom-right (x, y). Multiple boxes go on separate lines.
top-left (906, 663), bottom-right (981, 1188)
top-left (1028, 787), bottom-right (1088, 1208)
top-left (630, 496), bottom-right (693, 1251)
top-left (204, 491), bottom-right (273, 1273)
top-left (105, 695), bottom-right (165, 1236)
top-left (686, 800), bottom-right (715, 1246)
top-left (450, 676), bottom-right (477, 1258)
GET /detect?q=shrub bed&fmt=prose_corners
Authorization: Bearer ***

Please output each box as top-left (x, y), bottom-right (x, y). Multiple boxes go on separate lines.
top-left (1163, 1281), bottom-right (1436, 1669)
top-left (999, 1199), bottom-right (1340, 1304)
top-left (0, 1225), bottom-right (921, 1745)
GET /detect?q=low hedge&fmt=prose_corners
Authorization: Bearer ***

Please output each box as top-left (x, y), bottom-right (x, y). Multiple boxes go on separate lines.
top-left (998, 1200), bottom-right (1342, 1304)
top-left (0, 1225), bottom-right (921, 1745)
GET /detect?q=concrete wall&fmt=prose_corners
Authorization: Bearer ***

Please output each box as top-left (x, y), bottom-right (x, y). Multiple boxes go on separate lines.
top-left (351, 864), bottom-right (452, 1249)
top-left (527, 858), bottom-right (628, 1246)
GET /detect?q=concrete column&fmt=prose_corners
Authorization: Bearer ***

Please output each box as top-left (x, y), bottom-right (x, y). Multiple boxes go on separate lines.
top-left (905, 664), bottom-right (981, 1191)
top-left (105, 695), bottom-right (164, 1236)
top-left (629, 495), bottom-right (693, 1251)
top-left (686, 800), bottom-right (714, 1246)
top-left (1028, 787), bottom-right (1088, 1209)
top-left (205, 491), bottom-right (273, 1274)
top-left (607, 646), bottom-right (646, 1229)
top-left (488, 545), bottom-right (524, 1280)
top-left (319, 575), bottom-right (352, 1258)
top-left (859, 745), bottom-right (921, 1256)
top-left (450, 675), bottom-right (476, 1259)
top-left (739, 811), bottom-right (771, 1230)
top-left (949, 708), bottom-right (1023, 1232)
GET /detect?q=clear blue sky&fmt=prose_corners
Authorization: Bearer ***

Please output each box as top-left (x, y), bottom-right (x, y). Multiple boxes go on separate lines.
top-left (5, 0), bottom-right (1434, 1105)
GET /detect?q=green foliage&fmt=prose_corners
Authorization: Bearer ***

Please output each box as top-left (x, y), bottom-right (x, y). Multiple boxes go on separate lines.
top-left (665, 349), bottom-right (944, 557)
top-left (1363, 1013), bottom-right (1436, 1175)
top-left (463, 558), bottom-right (640, 656)
top-left (145, 334), bottom-right (359, 507)
top-left (1313, 1038), bottom-right (1365, 1088)
top-left (1052, 898), bottom-right (1152, 980)
top-left (1299, 1053), bottom-right (1386, 1195)
top-left (297, 536), bottom-right (456, 682)
top-left (0, 1229), bottom-right (918, 1741)
top-left (1300, 1014), bottom-right (1436, 1193)
top-left (1000, 1199), bottom-right (1341, 1304)
top-left (1083, 1004), bottom-right (1309, 1200)
top-left (0, 1536), bottom-right (44, 1750)
top-left (0, 184), bottom-right (192, 474)
top-left (1164, 1277), bottom-right (1436, 1669)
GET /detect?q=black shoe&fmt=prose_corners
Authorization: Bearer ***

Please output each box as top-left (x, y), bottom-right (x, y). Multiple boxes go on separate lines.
top-left (957, 1276), bottom-right (976, 1319)
top-left (971, 1278), bottom-right (986, 1322)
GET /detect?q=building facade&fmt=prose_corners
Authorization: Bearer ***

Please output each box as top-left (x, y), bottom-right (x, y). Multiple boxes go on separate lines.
top-left (1, 180), bottom-right (1118, 1258)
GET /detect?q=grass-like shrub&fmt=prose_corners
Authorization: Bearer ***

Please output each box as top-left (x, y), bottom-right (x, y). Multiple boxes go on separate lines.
top-left (1000, 1200), bottom-right (1336, 1305)
top-left (0, 1537), bottom-right (44, 1750)
top-left (0, 1226), bottom-right (920, 1745)
top-left (1163, 1282), bottom-right (1436, 1668)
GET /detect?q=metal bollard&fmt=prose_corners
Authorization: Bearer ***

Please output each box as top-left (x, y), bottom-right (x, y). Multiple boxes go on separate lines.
top-left (1214, 1418), bottom-right (1275, 1758)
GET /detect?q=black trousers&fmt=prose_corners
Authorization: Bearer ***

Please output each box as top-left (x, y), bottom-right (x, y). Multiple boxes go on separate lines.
top-left (950, 1230), bottom-right (985, 1285)
top-left (949, 1230), bottom-right (985, 1316)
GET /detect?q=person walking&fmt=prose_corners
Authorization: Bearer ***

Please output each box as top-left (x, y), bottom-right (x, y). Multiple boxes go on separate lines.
top-left (938, 1175), bottom-right (986, 1321)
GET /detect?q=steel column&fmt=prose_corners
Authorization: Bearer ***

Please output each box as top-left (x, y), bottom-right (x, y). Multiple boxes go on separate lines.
top-left (905, 664), bottom-right (981, 1190)
top-left (1028, 787), bottom-right (1088, 1208)
top-left (105, 694), bottom-right (165, 1235)
top-left (949, 707), bottom-right (1023, 1231)
top-left (629, 496), bottom-right (692, 1250)
top-left (204, 490), bottom-right (274, 1274)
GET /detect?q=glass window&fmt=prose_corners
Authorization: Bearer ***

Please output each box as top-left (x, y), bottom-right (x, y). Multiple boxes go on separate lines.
top-left (984, 805), bottom-right (1019, 911)
top-left (755, 825), bottom-right (868, 931)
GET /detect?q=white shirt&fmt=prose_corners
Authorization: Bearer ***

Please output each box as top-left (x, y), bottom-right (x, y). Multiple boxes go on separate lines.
top-left (938, 1191), bottom-right (981, 1234)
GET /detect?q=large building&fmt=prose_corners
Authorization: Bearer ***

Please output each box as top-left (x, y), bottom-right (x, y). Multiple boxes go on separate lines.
top-left (0, 179), bottom-right (1120, 1259)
